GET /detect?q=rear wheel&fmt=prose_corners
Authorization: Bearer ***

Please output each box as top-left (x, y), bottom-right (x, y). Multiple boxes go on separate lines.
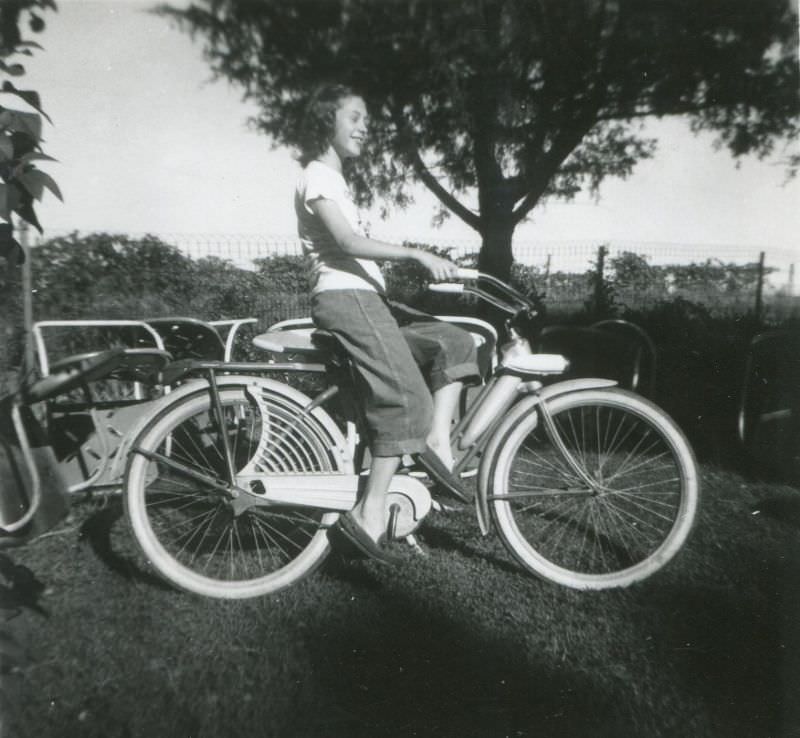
top-left (124, 379), bottom-right (347, 599)
top-left (489, 388), bottom-right (698, 589)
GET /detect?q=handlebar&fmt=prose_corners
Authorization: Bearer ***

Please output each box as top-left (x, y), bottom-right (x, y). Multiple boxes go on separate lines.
top-left (427, 270), bottom-right (535, 316)
top-left (427, 283), bottom-right (466, 294)
top-left (22, 348), bottom-right (172, 404)
top-left (24, 349), bottom-right (128, 404)
top-left (427, 269), bottom-right (479, 293)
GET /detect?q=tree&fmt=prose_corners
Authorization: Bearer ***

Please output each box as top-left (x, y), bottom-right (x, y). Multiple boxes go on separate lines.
top-left (160, 0), bottom-right (799, 280)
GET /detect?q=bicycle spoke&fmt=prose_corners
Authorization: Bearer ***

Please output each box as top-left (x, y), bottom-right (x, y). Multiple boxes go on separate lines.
top-left (492, 390), bottom-right (697, 586)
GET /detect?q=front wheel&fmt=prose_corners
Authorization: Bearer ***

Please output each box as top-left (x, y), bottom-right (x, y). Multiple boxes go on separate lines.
top-left (124, 378), bottom-right (347, 599)
top-left (489, 388), bottom-right (699, 589)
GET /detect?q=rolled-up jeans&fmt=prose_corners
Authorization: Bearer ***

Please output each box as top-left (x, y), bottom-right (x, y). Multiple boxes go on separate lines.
top-left (311, 290), bottom-right (480, 457)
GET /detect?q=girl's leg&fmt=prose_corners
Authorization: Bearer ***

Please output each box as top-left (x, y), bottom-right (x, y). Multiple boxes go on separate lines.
top-left (427, 381), bottom-right (463, 470)
top-left (392, 306), bottom-right (479, 471)
top-left (312, 291), bottom-right (434, 543)
top-left (348, 455), bottom-right (401, 542)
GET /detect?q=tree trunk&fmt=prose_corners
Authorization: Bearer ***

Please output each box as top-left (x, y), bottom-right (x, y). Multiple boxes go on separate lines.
top-left (477, 217), bottom-right (514, 281)
top-left (475, 216), bottom-right (515, 333)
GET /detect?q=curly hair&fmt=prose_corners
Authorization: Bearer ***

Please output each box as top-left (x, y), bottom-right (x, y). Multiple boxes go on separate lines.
top-left (297, 83), bottom-right (361, 166)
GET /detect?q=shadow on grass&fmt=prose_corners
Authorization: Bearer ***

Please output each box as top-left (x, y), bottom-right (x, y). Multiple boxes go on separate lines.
top-left (646, 562), bottom-right (800, 738)
top-left (0, 553), bottom-right (48, 616)
top-left (752, 494), bottom-right (800, 529)
top-left (288, 583), bottom-right (629, 738)
top-left (77, 498), bottom-right (172, 591)
top-left (413, 522), bottom-right (524, 577)
top-left (66, 481), bottom-right (800, 737)
top-left (323, 551), bottom-right (387, 591)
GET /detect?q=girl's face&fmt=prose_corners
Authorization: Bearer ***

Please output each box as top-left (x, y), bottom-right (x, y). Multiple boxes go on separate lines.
top-left (330, 95), bottom-right (368, 160)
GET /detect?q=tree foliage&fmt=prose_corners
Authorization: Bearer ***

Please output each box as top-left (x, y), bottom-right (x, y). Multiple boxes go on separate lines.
top-left (0, 0), bottom-right (60, 236)
top-left (159, 0), bottom-right (798, 278)
top-left (0, 0), bottom-right (58, 385)
top-left (609, 250), bottom-right (775, 298)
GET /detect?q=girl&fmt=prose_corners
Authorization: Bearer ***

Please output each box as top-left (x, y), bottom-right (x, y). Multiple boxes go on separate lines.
top-left (295, 84), bottom-right (479, 563)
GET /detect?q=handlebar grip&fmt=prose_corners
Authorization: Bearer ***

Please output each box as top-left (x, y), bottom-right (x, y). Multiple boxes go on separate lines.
top-left (427, 283), bottom-right (465, 293)
top-left (455, 268), bottom-right (479, 280)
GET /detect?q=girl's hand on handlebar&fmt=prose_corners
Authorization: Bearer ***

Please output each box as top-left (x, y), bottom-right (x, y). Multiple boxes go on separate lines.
top-left (414, 251), bottom-right (461, 282)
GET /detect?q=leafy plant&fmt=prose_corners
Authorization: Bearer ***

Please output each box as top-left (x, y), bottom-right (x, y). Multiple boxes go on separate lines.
top-left (254, 253), bottom-right (312, 295)
top-left (0, 0), bottom-right (60, 234)
top-left (0, 0), bottom-right (59, 390)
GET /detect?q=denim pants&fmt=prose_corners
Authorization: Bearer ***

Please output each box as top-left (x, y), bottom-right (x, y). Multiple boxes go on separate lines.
top-left (311, 290), bottom-right (479, 457)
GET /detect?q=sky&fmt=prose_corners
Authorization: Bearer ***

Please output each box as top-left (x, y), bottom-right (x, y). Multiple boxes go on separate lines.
top-left (11, 0), bottom-right (800, 269)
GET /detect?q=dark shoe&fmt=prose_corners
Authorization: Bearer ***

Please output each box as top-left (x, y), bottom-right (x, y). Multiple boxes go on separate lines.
top-left (333, 513), bottom-right (401, 565)
top-left (415, 448), bottom-right (473, 503)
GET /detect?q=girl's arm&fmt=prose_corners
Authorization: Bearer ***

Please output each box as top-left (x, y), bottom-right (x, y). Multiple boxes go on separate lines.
top-left (311, 198), bottom-right (460, 281)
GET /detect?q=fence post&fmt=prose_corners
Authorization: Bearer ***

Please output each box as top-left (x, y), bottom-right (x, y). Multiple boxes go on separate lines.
top-left (754, 250), bottom-right (765, 322)
top-left (544, 253), bottom-right (552, 293)
top-left (593, 244), bottom-right (608, 315)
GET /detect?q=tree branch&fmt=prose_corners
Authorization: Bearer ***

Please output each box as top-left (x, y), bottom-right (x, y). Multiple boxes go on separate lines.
top-left (511, 120), bottom-right (593, 226)
top-left (389, 104), bottom-right (480, 230)
top-left (409, 148), bottom-right (481, 230)
top-left (511, 2), bottom-right (625, 226)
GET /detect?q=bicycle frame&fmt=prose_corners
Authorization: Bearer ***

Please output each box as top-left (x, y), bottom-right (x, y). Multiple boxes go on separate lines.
top-left (123, 367), bottom-right (434, 541)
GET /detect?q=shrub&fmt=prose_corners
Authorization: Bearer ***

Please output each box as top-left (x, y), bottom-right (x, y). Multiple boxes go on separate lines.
top-left (32, 233), bottom-right (197, 319)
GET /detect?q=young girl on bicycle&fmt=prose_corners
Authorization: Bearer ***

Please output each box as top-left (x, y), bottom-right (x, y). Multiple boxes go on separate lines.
top-left (295, 84), bottom-right (479, 562)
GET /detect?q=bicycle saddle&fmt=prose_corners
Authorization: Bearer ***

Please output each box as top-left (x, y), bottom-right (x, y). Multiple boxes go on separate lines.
top-left (252, 328), bottom-right (341, 361)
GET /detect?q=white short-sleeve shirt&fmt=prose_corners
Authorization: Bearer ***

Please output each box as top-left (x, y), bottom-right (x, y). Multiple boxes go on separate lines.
top-left (295, 160), bottom-right (386, 294)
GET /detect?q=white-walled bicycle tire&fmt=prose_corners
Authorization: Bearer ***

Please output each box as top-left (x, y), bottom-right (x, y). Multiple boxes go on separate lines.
top-left (490, 388), bottom-right (698, 589)
top-left (124, 379), bottom-right (348, 599)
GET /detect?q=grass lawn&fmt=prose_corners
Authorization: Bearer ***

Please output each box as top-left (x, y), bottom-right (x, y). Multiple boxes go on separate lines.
top-left (2, 464), bottom-right (799, 738)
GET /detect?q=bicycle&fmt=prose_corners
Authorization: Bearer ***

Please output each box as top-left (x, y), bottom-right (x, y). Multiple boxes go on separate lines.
top-left (121, 270), bottom-right (700, 598)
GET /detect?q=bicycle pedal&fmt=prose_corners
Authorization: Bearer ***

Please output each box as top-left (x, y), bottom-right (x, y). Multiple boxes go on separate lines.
top-left (414, 449), bottom-right (472, 503)
top-left (404, 534), bottom-right (427, 557)
top-left (430, 498), bottom-right (456, 513)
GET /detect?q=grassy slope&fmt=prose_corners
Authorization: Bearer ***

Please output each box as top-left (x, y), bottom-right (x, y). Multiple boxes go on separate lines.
top-left (2, 466), bottom-right (799, 738)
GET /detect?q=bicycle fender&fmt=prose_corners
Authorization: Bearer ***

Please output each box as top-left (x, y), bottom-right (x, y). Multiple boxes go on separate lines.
top-left (106, 378), bottom-right (206, 482)
top-left (475, 378), bottom-right (618, 534)
top-left (534, 377), bottom-right (617, 399)
top-left (476, 396), bottom-right (539, 535)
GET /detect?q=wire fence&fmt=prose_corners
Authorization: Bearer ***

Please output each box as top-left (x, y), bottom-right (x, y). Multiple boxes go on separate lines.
top-left (29, 229), bottom-right (799, 323)
top-left (3, 228), bottom-right (797, 396)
